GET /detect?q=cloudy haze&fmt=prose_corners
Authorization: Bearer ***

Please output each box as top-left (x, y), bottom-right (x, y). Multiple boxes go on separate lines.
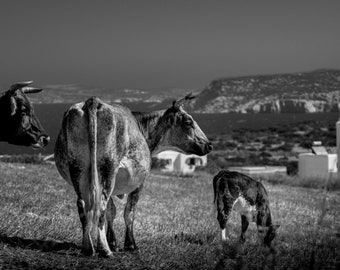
top-left (0, 0), bottom-right (339, 90)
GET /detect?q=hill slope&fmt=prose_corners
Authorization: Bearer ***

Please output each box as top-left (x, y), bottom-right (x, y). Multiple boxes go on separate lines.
top-left (19, 69), bottom-right (340, 113)
top-left (192, 69), bottom-right (340, 113)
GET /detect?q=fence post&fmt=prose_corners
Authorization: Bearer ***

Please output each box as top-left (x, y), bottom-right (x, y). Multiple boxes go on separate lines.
top-left (337, 119), bottom-right (340, 180)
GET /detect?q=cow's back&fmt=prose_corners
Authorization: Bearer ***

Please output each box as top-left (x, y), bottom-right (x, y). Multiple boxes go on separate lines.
top-left (54, 99), bottom-right (149, 187)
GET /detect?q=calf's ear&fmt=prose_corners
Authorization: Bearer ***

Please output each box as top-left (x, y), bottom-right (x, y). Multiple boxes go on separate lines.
top-left (271, 224), bottom-right (280, 231)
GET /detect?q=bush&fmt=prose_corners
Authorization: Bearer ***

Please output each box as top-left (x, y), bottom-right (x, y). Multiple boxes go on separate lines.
top-left (0, 154), bottom-right (44, 164)
top-left (151, 157), bottom-right (169, 170)
top-left (263, 174), bottom-right (340, 190)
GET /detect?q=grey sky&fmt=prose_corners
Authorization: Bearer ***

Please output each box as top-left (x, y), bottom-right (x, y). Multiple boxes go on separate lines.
top-left (0, 0), bottom-right (339, 90)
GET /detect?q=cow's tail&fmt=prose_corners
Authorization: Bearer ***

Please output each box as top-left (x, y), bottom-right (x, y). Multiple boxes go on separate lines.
top-left (84, 97), bottom-right (101, 234)
top-left (212, 170), bottom-right (227, 204)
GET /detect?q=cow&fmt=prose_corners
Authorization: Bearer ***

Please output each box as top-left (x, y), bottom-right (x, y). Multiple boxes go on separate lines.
top-left (0, 81), bottom-right (49, 148)
top-left (54, 93), bottom-right (212, 257)
top-left (213, 170), bottom-right (279, 247)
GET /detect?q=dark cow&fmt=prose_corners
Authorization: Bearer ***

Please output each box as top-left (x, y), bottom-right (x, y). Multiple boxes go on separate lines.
top-left (213, 170), bottom-right (279, 247)
top-left (54, 94), bottom-right (212, 256)
top-left (0, 81), bottom-right (49, 148)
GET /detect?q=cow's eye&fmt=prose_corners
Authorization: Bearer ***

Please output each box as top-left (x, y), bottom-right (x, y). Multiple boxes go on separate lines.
top-left (20, 107), bottom-right (29, 116)
top-left (184, 119), bottom-right (193, 127)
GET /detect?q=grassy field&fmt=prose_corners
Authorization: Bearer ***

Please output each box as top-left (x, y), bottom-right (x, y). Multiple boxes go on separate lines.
top-left (0, 162), bottom-right (339, 269)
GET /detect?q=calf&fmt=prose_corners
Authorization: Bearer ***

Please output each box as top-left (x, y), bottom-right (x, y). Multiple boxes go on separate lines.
top-left (213, 170), bottom-right (279, 247)
top-left (54, 93), bottom-right (212, 256)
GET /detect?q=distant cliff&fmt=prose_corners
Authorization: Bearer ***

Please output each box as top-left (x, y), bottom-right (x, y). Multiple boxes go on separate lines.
top-left (23, 69), bottom-right (340, 113)
top-left (192, 69), bottom-right (340, 113)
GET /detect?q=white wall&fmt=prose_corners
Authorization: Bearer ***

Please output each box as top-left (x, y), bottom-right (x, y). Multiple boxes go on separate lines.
top-left (155, 151), bottom-right (179, 172)
top-left (154, 150), bottom-right (207, 174)
top-left (298, 153), bottom-right (337, 179)
top-left (337, 120), bottom-right (340, 175)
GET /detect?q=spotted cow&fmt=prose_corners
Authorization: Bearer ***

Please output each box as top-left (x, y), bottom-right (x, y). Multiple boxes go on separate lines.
top-left (54, 93), bottom-right (212, 256)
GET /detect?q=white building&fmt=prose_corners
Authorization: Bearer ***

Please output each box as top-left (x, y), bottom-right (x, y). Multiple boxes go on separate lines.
top-left (228, 166), bottom-right (287, 177)
top-left (153, 150), bottom-right (207, 175)
top-left (298, 119), bottom-right (340, 180)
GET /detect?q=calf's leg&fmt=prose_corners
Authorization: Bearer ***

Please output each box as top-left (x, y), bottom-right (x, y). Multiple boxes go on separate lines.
top-left (240, 215), bottom-right (249, 243)
top-left (216, 195), bottom-right (233, 243)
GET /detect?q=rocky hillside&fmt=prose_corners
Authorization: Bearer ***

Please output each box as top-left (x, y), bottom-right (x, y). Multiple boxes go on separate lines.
top-left (13, 69), bottom-right (340, 113)
top-left (192, 69), bottom-right (340, 113)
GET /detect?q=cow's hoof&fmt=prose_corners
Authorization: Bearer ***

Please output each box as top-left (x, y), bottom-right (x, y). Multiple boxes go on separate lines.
top-left (109, 245), bottom-right (119, 252)
top-left (81, 248), bottom-right (95, 257)
top-left (99, 250), bottom-right (114, 258)
top-left (108, 242), bottom-right (119, 252)
top-left (124, 245), bottom-right (139, 252)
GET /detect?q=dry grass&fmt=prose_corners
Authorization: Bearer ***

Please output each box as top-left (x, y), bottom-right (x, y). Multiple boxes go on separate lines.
top-left (0, 162), bottom-right (339, 269)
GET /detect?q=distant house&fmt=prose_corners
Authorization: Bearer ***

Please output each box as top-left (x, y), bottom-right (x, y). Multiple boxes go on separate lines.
top-left (227, 166), bottom-right (287, 177)
top-left (298, 141), bottom-right (337, 179)
top-left (153, 150), bottom-right (207, 175)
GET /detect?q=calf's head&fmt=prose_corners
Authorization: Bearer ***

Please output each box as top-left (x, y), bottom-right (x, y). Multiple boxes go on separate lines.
top-left (258, 224), bottom-right (280, 247)
top-left (0, 81), bottom-right (50, 148)
top-left (156, 93), bottom-right (212, 156)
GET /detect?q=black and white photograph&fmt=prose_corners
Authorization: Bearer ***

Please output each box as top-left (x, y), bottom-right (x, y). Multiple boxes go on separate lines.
top-left (0, 1), bottom-right (339, 269)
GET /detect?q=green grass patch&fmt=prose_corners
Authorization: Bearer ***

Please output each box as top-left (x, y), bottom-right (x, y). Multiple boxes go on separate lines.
top-left (0, 163), bottom-right (339, 269)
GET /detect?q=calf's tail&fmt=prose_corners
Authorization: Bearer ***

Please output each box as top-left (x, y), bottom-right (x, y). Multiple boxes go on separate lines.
top-left (212, 170), bottom-right (228, 203)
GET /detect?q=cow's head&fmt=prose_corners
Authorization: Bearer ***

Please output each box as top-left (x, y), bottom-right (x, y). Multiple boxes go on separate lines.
top-left (0, 81), bottom-right (50, 148)
top-left (155, 93), bottom-right (212, 156)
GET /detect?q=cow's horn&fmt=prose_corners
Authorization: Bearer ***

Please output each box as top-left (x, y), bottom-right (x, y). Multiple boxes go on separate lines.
top-left (9, 81), bottom-right (34, 93)
top-left (22, 87), bottom-right (43, 94)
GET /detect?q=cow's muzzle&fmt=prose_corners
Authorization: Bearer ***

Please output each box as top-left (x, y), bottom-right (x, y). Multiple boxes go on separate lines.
top-left (193, 141), bottom-right (213, 156)
top-left (31, 135), bottom-right (50, 149)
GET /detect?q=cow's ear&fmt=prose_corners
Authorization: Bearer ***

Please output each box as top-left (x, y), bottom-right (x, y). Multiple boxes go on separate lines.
top-left (172, 93), bottom-right (195, 109)
top-left (167, 114), bottom-right (175, 126)
top-left (10, 97), bottom-right (17, 116)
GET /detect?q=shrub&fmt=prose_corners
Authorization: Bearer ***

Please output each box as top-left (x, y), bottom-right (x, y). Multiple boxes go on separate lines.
top-left (151, 157), bottom-right (169, 170)
top-left (0, 154), bottom-right (44, 164)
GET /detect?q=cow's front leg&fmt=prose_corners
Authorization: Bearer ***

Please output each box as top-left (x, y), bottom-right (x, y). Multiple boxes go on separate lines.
top-left (124, 185), bottom-right (143, 251)
top-left (106, 196), bottom-right (118, 251)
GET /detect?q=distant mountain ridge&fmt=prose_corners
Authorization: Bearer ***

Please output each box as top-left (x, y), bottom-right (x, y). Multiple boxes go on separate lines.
top-left (191, 69), bottom-right (340, 113)
top-left (24, 69), bottom-right (340, 113)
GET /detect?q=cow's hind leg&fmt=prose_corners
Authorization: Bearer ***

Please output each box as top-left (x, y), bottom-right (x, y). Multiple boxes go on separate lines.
top-left (75, 197), bottom-right (94, 255)
top-left (124, 185), bottom-right (143, 251)
top-left (106, 196), bottom-right (118, 251)
top-left (96, 192), bottom-right (113, 257)
top-left (69, 162), bottom-right (95, 256)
